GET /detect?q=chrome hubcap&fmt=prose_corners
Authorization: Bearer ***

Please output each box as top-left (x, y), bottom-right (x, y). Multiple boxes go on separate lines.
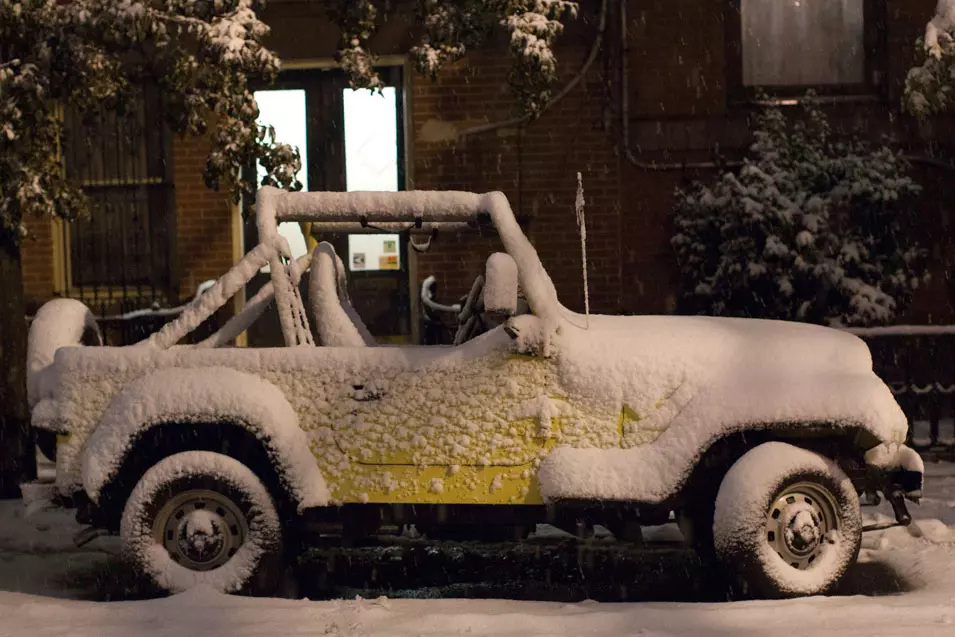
top-left (765, 482), bottom-right (838, 570)
top-left (153, 489), bottom-right (248, 572)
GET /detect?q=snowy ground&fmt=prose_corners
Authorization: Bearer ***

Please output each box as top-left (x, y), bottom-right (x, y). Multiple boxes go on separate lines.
top-left (2, 462), bottom-right (955, 636)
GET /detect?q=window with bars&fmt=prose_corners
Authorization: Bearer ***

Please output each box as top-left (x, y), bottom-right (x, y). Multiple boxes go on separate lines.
top-left (61, 89), bottom-right (175, 301)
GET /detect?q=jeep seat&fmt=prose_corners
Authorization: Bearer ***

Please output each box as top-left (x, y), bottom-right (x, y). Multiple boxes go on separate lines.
top-left (308, 242), bottom-right (376, 347)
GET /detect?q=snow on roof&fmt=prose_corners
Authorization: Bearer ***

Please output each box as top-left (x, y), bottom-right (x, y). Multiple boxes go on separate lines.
top-left (256, 186), bottom-right (491, 227)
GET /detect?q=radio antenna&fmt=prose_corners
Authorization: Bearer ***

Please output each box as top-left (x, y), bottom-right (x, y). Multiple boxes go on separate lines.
top-left (575, 172), bottom-right (590, 328)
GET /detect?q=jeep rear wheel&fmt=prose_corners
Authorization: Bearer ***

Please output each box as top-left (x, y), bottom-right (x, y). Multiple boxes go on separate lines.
top-left (120, 451), bottom-right (284, 595)
top-left (713, 442), bottom-right (862, 598)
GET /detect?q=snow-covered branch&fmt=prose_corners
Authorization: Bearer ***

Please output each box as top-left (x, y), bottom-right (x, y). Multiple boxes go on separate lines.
top-left (331, 0), bottom-right (579, 117)
top-left (0, 0), bottom-right (300, 236)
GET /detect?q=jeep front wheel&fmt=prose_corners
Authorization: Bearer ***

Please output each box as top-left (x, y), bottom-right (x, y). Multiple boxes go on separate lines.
top-left (120, 451), bottom-right (284, 595)
top-left (713, 442), bottom-right (862, 598)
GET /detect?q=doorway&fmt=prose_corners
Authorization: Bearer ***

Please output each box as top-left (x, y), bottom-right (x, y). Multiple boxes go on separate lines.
top-left (246, 66), bottom-right (410, 345)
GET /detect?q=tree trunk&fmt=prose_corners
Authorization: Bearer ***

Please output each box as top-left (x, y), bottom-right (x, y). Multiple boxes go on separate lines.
top-left (0, 231), bottom-right (35, 498)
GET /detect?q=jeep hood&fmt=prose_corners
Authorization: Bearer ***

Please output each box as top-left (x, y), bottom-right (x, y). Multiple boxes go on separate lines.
top-left (537, 313), bottom-right (908, 504)
top-left (559, 314), bottom-right (874, 380)
top-left (554, 313), bottom-right (904, 441)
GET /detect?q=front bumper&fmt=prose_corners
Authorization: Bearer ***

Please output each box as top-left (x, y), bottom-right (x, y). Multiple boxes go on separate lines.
top-left (864, 442), bottom-right (924, 500)
top-left (861, 442), bottom-right (924, 529)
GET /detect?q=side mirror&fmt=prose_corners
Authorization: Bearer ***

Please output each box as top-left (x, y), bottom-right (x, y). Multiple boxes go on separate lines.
top-left (483, 252), bottom-right (519, 316)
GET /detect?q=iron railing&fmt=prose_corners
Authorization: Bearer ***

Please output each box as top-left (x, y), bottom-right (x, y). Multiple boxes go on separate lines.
top-left (849, 327), bottom-right (955, 456)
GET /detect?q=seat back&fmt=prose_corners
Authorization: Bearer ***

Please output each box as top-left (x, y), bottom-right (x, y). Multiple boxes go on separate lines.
top-left (308, 242), bottom-right (376, 347)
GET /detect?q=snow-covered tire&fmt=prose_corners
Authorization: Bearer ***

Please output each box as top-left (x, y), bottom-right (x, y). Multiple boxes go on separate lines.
top-left (120, 451), bottom-right (284, 595)
top-left (713, 442), bottom-right (862, 598)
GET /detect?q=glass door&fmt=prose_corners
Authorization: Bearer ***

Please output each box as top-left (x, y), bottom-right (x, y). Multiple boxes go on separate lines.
top-left (246, 66), bottom-right (409, 345)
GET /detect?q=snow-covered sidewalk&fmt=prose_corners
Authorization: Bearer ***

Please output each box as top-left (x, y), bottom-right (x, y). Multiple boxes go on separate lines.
top-left (2, 463), bottom-right (955, 636)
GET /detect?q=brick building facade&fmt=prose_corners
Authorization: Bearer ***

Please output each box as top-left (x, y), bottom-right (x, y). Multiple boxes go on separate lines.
top-left (20, 0), bottom-right (955, 335)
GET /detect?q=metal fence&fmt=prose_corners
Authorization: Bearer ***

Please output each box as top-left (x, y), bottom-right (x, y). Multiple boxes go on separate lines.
top-left (851, 327), bottom-right (955, 456)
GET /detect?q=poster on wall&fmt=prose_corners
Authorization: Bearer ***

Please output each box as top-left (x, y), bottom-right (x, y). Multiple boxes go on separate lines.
top-left (379, 255), bottom-right (399, 270)
top-left (352, 253), bottom-right (366, 270)
top-left (383, 239), bottom-right (397, 254)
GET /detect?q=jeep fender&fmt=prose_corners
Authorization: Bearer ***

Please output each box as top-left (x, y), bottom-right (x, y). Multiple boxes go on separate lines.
top-left (81, 367), bottom-right (329, 513)
top-left (539, 372), bottom-right (907, 504)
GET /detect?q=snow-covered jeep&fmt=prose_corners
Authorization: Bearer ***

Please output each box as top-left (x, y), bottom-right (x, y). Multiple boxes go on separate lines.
top-left (28, 186), bottom-right (923, 598)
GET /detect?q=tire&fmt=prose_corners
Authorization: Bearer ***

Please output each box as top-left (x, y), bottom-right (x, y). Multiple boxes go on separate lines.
top-left (713, 442), bottom-right (862, 598)
top-left (120, 451), bottom-right (284, 595)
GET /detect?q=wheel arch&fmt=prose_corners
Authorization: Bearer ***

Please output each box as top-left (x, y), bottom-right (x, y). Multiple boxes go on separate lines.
top-left (676, 422), bottom-right (878, 511)
top-left (81, 367), bottom-right (329, 528)
top-left (97, 421), bottom-right (300, 530)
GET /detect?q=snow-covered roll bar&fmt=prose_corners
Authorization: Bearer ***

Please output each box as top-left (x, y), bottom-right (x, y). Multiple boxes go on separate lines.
top-left (258, 186), bottom-right (501, 226)
top-left (142, 187), bottom-right (561, 350)
top-left (255, 186), bottom-right (563, 334)
top-left (308, 221), bottom-right (474, 234)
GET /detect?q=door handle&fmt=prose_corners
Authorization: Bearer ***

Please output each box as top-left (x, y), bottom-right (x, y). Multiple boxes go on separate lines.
top-left (350, 383), bottom-right (385, 401)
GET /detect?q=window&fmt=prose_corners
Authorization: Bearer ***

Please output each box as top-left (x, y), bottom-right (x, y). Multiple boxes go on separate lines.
top-left (61, 90), bottom-right (174, 298)
top-left (343, 86), bottom-right (401, 273)
top-left (251, 83), bottom-right (402, 272)
top-left (254, 89), bottom-right (310, 263)
top-left (729, 0), bottom-right (882, 96)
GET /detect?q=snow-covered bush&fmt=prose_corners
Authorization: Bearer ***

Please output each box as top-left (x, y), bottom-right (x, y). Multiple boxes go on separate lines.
top-left (672, 99), bottom-right (926, 327)
top-left (904, 1), bottom-right (955, 117)
top-left (329, 0), bottom-right (578, 117)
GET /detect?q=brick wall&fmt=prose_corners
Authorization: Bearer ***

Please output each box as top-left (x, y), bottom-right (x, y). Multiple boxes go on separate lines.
top-left (19, 215), bottom-right (54, 313)
top-left (171, 134), bottom-right (237, 302)
top-left (410, 45), bottom-right (625, 314)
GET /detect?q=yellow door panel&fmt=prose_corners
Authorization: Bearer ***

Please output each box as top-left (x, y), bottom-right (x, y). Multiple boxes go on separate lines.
top-left (332, 352), bottom-right (566, 467)
top-left (330, 462), bottom-right (549, 505)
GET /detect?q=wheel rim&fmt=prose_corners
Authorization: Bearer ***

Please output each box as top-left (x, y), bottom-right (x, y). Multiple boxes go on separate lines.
top-left (765, 481), bottom-right (839, 570)
top-left (152, 489), bottom-right (249, 572)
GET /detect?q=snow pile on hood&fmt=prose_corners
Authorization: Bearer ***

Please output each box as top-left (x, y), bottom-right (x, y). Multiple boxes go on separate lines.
top-left (538, 314), bottom-right (907, 503)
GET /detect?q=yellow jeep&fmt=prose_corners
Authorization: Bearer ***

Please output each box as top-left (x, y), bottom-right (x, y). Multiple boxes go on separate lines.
top-left (29, 187), bottom-right (923, 598)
